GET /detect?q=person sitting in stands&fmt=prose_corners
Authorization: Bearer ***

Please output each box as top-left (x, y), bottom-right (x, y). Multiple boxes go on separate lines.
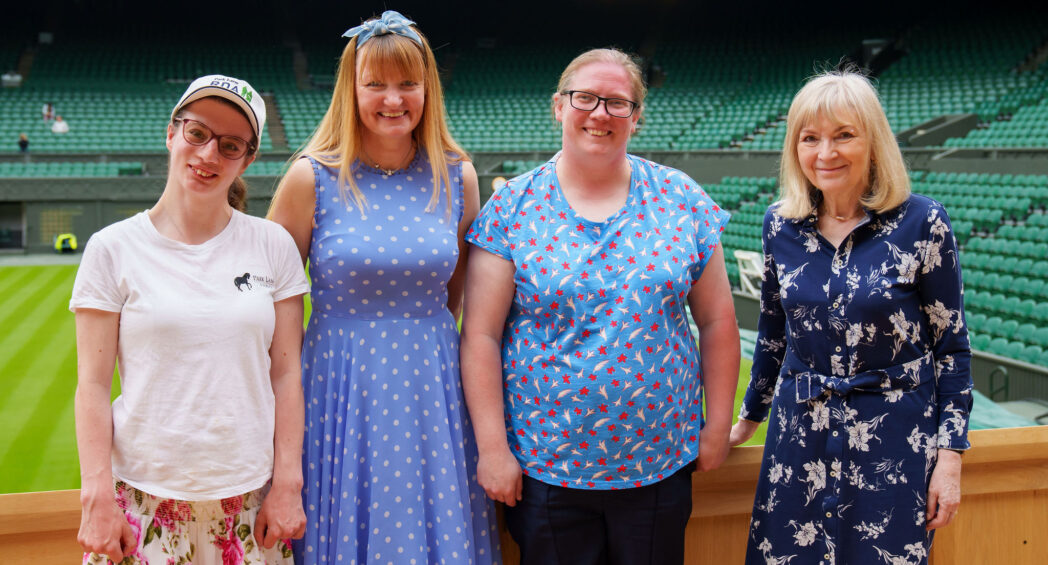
top-left (52, 115), bottom-right (70, 134)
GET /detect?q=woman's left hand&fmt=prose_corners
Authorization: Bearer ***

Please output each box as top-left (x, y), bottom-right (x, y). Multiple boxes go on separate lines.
top-left (926, 449), bottom-right (962, 530)
top-left (254, 483), bottom-right (307, 548)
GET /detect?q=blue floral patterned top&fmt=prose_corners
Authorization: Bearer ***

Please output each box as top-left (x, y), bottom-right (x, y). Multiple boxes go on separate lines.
top-left (467, 153), bottom-right (729, 490)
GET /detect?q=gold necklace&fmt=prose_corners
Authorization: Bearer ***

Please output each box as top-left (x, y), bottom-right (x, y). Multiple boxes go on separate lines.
top-left (362, 142), bottom-right (415, 176)
top-left (823, 208), bottom-right (863, 222)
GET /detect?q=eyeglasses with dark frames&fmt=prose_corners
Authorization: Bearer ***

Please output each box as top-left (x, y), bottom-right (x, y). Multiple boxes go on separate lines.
top-left (560, 90), bottom-right (638, 118)
top-left (172, 118), bottom-right (255, 160)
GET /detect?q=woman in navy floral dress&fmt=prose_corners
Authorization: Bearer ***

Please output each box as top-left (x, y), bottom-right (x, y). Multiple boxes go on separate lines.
top-left (730, 70), bottom-right (972, 565)
top-left (461, 48), bottom-right (740, 564)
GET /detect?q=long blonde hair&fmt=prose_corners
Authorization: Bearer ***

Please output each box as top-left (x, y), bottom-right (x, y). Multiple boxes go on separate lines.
top-left (778, 70), bottom-right (910, 219)
top-left (296, 22), bottom-right (466, 216)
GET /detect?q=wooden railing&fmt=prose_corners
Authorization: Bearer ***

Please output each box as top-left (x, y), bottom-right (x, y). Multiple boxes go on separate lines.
top-left (2, 427), bottom-right (1046, 564)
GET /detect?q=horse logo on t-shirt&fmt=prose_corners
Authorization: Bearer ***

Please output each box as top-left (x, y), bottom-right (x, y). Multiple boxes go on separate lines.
top-left (234, 273), bottom-right (253, 291)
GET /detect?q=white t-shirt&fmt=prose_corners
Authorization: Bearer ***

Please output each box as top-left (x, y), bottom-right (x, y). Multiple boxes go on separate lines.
top-left (70, 210), bottom-right (309, 500)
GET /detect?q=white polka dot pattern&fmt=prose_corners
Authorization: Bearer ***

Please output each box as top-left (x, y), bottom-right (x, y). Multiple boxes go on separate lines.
top-left (295, 155), bottom-right (500, 564)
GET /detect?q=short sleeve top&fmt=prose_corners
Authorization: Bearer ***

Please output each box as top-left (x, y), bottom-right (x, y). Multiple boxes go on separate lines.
top-left (467, 153), bottom-right (730, 489)
top-left (69, 211), bottom-right (309, 499)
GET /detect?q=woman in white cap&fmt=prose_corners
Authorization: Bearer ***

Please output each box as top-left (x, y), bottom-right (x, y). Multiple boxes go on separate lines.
top-left (71, 74), bottom-right (309, 565)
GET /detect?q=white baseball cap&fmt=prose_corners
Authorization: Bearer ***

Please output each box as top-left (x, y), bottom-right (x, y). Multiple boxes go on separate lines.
top-left (171, 75), bottom-right (266, 145)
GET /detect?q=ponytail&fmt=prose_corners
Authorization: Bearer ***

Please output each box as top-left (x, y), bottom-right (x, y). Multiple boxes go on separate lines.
top-left (228, 176), bottom-right (248, 212)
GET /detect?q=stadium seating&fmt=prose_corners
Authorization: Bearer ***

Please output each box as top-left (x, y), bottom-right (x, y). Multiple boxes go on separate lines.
top-left (738, 14), bottom-right (1048, 151)
top-left (0, 34), bottom-right (292, 155)
top-left (244, 160), bottom-right (292, 177)
top-left (948, 92), bottom-right (1048, 148)
top-left (500, 160), bottom-right (547, 176)
top-left (2, 11), bottom-right (1046, 158)
top-left (444, 45), bottom-right (579, 153)
top-left (705, 176), bottom-right (777, 288)
top-left (643, 35), bottom-right (859, 151)
top-left (0, 161), bottom-right (142, 177)
top-left (271, 89), bottom-right (325, 150)
top-left (707, 169), bottom-right (1048, 366)
top-left (2, 13), bottom-right (1047, 369)
top-left (0, 88), bottom-right (277, 155)
top-left (878, 15), bottom-right (1047, 132)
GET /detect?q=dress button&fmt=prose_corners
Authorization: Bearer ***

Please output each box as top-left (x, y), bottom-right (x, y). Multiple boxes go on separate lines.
top-left (832, 431), bottom-right (839, 437)
top-left (835, 346), bottom-right (841, 353)
top-left (825, 512), bottom-right (832, 518)
top-left (832, 302), bottom-right (839, 308)
top-left (824, 554), bottom-right (831, 560)
top-left (830, 471), bottom-right (837, 478)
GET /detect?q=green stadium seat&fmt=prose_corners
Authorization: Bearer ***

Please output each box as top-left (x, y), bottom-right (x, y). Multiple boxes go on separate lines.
top-left (1033, 327), bottom-right (1048, 349)
top-left (988, 337), bottom-right (1010, 357)
top-left (963, 270), bottom-right (984, 290)
top-left (1018, 299), bottom-right (1038, 323)
top-left (985, 293), bottom-right (1007, 315)
top-left (983, 316), bottom-right (1003, 337)
top-left (1015, 322), bottom-right (1038, 342)
top-left (970, 333), bottom-right (992, 351)
top-left (1033, 303), bottom-right (1048, 324)
top-left (1018, 345), bottom-right (1043, 364)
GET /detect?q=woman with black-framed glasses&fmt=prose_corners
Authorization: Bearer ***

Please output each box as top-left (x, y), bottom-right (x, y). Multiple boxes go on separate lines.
top-left (560, 89), bottom-right (639, 118)
top-left (461, 47), bottom-right (741, 564)
top-left (71, 74), bottom-right (308, 565)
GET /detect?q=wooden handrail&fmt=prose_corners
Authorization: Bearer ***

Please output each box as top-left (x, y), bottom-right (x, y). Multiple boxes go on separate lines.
top-left (0, 489), bottom-right (80, 536)
top-left (2, 427), bottom-right (1045, 564)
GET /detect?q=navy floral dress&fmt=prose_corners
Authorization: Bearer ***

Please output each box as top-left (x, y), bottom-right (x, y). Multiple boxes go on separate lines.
top-left (740, 194), bottom-right (972, 565)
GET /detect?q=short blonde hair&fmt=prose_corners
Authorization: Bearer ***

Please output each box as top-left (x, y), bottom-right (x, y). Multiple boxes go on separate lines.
top-left (293, 19), bottom-right (466, 216)
top-left (778, 70), bottom-right (909, 219)
top-left (551, 48), bottom-right (647, 124)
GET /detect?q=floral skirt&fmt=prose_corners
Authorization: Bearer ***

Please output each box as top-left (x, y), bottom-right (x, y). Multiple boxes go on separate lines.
top-left (84, 480), bottom-right (293, 565)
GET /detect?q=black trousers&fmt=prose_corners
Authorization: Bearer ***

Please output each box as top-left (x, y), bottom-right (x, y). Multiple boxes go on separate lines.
top-left (505, 461), bottom-right (696, 565)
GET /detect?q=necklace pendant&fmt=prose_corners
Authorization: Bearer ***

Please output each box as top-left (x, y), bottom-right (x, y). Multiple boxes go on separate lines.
top-left (363, 142), bottom-right (414, 177)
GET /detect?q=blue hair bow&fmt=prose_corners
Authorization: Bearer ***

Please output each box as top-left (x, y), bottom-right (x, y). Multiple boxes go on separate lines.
top-left (343, 10), bottom-right (422, 46)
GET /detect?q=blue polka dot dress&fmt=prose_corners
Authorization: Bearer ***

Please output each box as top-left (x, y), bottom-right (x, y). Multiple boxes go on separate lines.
top-left (295, 154), bottom-right (500, 565)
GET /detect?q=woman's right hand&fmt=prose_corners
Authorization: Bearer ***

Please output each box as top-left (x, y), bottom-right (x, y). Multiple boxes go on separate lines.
top-left (729, 419), bottom-right (761, 446)
top-left (477, 447), bottom-right (523, 507)
top-left (78, 491), bottom-right (136, 562)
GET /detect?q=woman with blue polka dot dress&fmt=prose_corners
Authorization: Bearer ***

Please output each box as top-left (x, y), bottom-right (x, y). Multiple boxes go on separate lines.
top-left (267, 11), bottom-right (500, 565)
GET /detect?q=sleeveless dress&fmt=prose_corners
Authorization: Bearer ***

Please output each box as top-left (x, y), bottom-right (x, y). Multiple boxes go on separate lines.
top-left (295, 153), bottom-right (500, 565)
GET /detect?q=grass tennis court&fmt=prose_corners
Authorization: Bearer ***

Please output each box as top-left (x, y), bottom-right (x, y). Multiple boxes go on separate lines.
top-left (0, 264), bottom-right (82, 494)
top-left (0, 264), bottom-right (766, 494)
